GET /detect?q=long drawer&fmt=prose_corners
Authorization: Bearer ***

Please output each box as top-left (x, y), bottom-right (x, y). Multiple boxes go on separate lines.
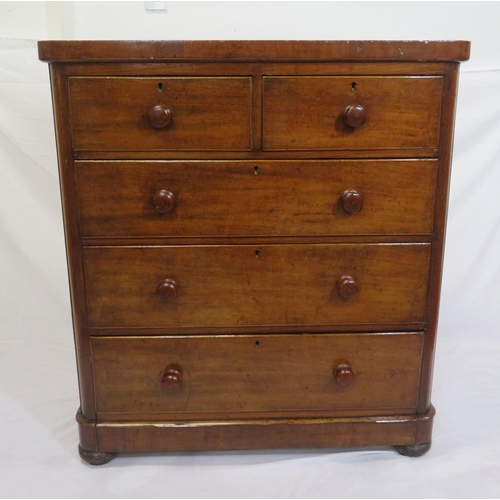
top-left (91, 332), bottom-right (424, 419)
top-left (68, 77), bottom-right (253, 151)
top-left (83, 243), bottom-right (431, 329)
top-left (263, 76), bottom-right (443, 150)
top-left (75, 160), bottom-right (437, 238)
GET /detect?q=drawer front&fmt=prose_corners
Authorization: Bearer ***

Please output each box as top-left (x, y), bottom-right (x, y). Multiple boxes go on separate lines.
top-left (68, 77), bottom-right (252, 151)
top-left (263, 76), bottom-right (443, 150)
top-left (91, 332), bottom-right (424, 418)
top-left (83, 244), bottom-right (431, 329)
top-left (76, 159), bottom-right (437, 238)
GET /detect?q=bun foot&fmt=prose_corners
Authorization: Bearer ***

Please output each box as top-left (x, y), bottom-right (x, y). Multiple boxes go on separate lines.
top-left (395, 442), bottom-right (431, 457)
top-left (78, 445), bottom-right (116, 465)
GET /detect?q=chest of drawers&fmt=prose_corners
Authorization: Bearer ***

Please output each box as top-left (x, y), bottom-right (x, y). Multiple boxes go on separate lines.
top-left (38, 40), bottom-right (470, 465)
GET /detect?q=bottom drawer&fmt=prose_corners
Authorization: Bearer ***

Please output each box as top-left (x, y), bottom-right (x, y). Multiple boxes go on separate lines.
top-left (91, 333), bottom-right (423, 420)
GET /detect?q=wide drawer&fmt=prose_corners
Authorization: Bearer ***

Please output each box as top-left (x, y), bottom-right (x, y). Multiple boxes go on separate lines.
top-left (68, 77), bottom-right (252, 151)
top-left (91, 332), bottom-right (424, 419)
top-left (83, 243), bottom-right (431, 329)
top-left (75, 160), bottom-right (437, 238)
top-left (263, 76), bottom-right (443, 150)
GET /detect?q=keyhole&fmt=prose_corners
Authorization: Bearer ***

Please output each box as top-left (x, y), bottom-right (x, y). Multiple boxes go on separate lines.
top-left (254, 166), bottom-right (259, 175)
top-left (255, 340), bottom-right (260, 347)
top-left (351, 82), bottom-right (357, 91)
top-left (158, 82), bottom-right (163, 91)
top-left (255, 250), bottom-right (260, 258)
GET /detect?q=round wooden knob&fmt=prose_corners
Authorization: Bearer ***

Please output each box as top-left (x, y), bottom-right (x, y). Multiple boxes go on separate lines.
top-left (157, 279), bottom-right (178, 302)
top-left (340, 189), bottom-right (363, 213)
top-left (161, 364), bottom-right (183, 391)
top-left (153, 189), bottom-right (176, 214)
top-left (148, 104), bottom-right (172, 129)
top-left (334, 364), bottom-right (355, 387)
top-left (337, 275), bottom-right (359, 299)
top-left (343, 104), bottom-right (366, 128)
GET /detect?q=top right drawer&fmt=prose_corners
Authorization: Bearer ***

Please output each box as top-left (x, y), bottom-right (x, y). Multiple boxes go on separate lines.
top-left (262, 76), bottom-right (443, 151)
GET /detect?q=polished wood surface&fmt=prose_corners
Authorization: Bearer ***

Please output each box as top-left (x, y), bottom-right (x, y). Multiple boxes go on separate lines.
top-left (75, 160), bottom-right (438, 238)
top-left (63, 61), bottom-right (449, 78)
top-left (91, 405), bottom-right (436, 453)
top-left (73, 148), bottom-right (439, 161)
top-left (417, 62), bottom-right (461, 413)
top-left (48, 65), bottom-right (97, 421)
top-left (69, 76), bottom-right (252, 151)
top-left (83, 243), bottom-right (430, 328)
top-left (263, 76), bottom-right (442, 150)
top-left (91, 333), bottom-right (423, 417)
top-left (38, 40), bottom-right (470, 62)
top-left (39, 40), bottom-right (468, 463)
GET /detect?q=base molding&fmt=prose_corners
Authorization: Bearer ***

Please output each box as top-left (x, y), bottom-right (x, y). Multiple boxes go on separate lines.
top-left (76, 405), bottom-right (434, 461)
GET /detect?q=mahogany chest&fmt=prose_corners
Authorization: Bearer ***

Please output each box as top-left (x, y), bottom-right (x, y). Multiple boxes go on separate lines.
top-left (38, 40), bottom-right (470, 464)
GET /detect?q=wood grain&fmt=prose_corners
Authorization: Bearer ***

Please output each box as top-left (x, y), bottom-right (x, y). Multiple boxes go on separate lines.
top-left (83, 243), bottom-right (431, 328)
top-left (38, 40), bottom-right (470, 62)
top-left (263, 76), bottom-right (443, 150)
top-left (75, 159), bottom-right (437, 238)
top-left (73, 148), bottom-right (439, 161)
top-left (62, 62), bottom-right (449, 78)
top-left (48, 65), bottom-right (97, 422)
top-left (90, 332), bottom-right (423, 417)
top-left (418, 62), bottom-right (461, 413)
top-left (91, 406), bottom-right (436, 453)
top-left (69, 76), bottom-right (252, 151)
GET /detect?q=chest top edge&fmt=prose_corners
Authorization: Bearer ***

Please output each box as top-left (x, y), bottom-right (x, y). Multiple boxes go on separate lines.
top-left (38, 40), bottom-right (471, 64)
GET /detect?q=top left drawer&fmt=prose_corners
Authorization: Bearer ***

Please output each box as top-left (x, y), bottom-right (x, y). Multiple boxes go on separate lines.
top-left (68, 77), bottom-right (253, 152)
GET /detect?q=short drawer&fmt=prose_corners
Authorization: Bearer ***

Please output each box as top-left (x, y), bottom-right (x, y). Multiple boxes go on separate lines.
top-left (83, 243), bottom-right (431, 329)
top-left (75, 159), bottom-right (437, 238)
top-left (91, 332), bottom-right (424, 418)
top-left (263, 76), bottom-right (443, 150)
top-left (68, 77), bottom-right (252, 151)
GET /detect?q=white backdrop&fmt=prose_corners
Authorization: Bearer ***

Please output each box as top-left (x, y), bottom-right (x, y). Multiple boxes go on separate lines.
top-left (1, 33), bottom-right (500, 498)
